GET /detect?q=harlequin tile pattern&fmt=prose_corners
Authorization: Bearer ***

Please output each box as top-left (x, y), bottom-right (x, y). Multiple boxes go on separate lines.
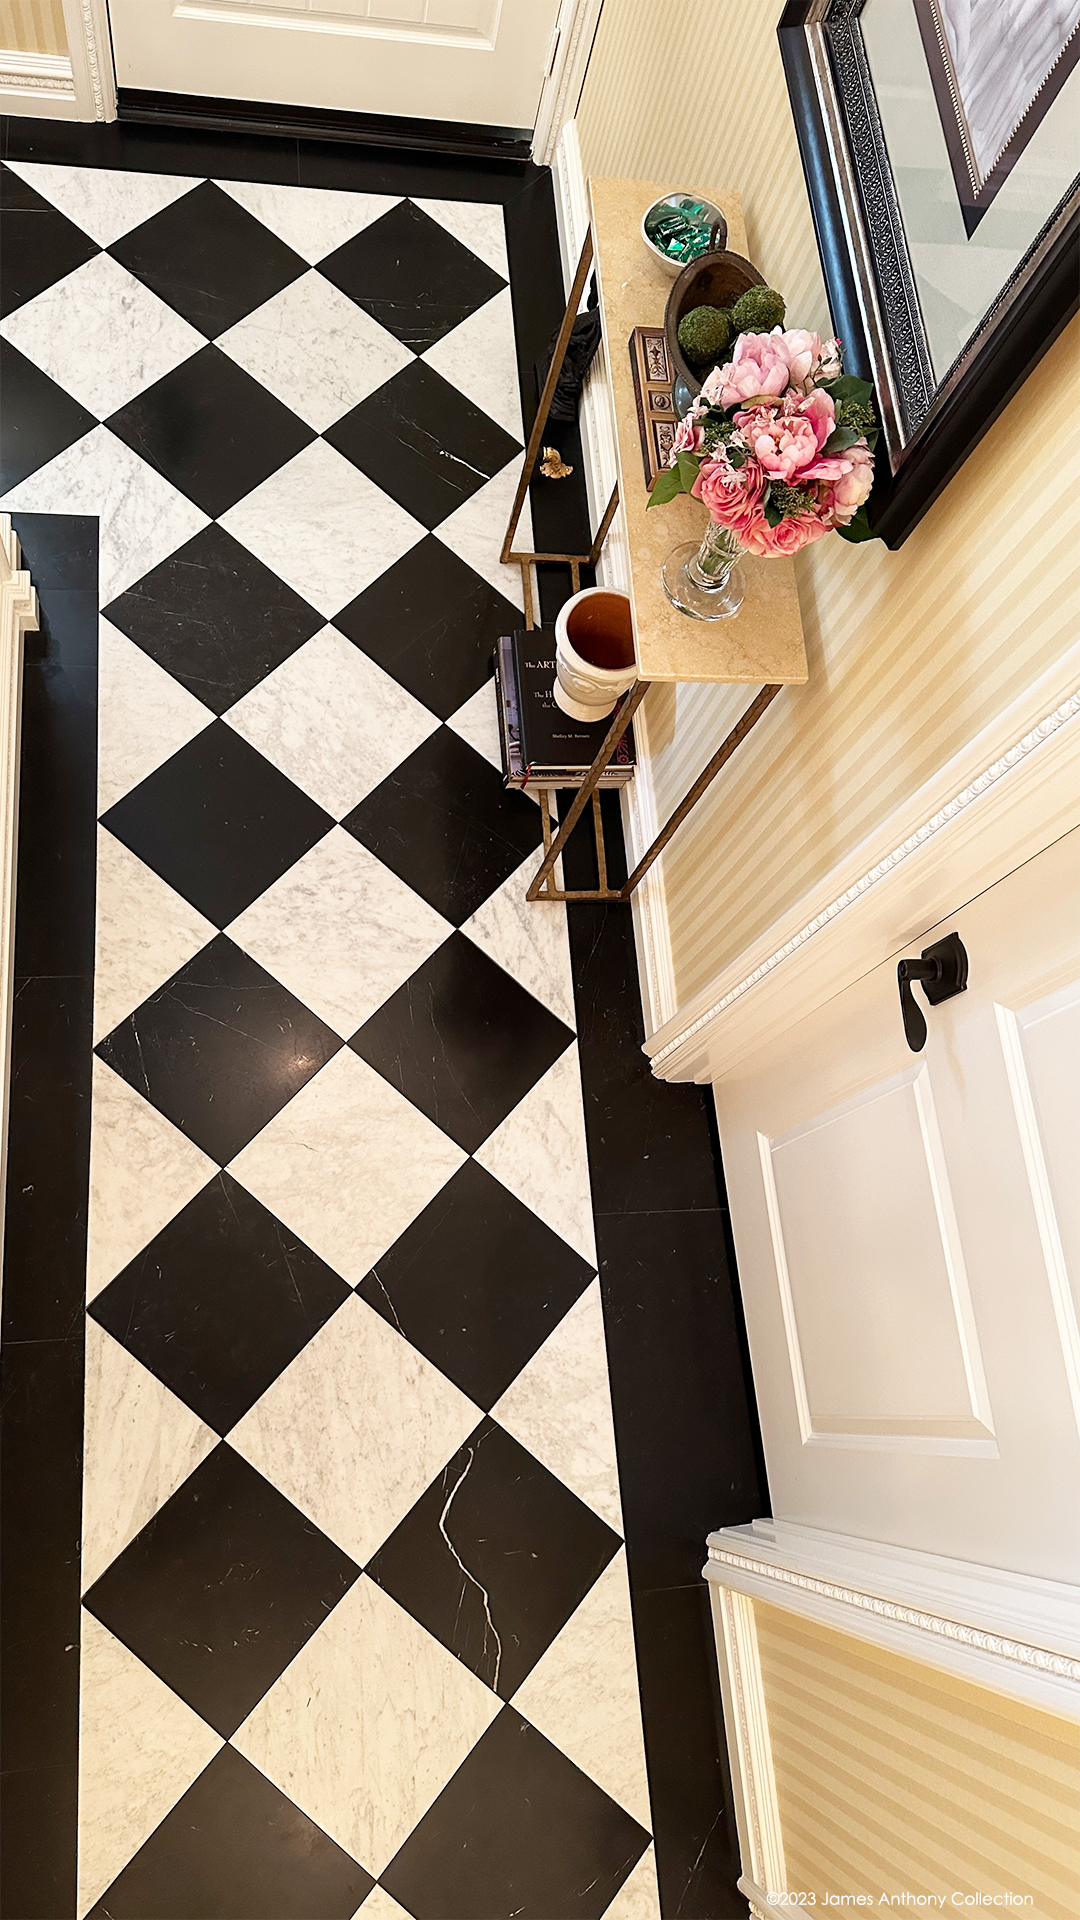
top-left (0, 157), bottom-right (660, 1917)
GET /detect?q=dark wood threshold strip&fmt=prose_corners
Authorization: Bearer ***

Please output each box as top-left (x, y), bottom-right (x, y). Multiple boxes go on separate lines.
top-left (116, 89), bottom-right (534, 162)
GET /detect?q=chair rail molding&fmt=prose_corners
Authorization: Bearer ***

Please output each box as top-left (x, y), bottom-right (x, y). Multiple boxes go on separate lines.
top-left (0, 518), bottom-right (37, 1274)
top-left (706, 1519), bottom-right (1080, 1720)
top-left (646, 638), bottom-right (1080, 1083)
top-left (551, 119), bottom-right (679, 1034)
top-left (0, 47), bottom-right (78, 116)
top-left (532, 1), bottom-right (604, 169)
top-left (61, 0), bottom-right (117, 120)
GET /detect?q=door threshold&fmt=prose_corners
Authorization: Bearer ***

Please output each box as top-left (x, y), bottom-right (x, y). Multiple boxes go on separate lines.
top-left (117, 88), bottom-right (534, 162)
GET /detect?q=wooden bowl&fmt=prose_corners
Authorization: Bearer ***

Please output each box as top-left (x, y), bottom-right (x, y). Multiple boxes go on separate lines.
top-left (664, 250), bottom-right (765, 403)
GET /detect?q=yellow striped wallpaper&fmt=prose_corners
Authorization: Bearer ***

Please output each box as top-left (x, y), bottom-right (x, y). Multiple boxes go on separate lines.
top-left (577, 0), bottom-right (1080, 1007)
top-left (0, 0), bottom-right (67, 57)
top-left (754, 1600), bottom-right (1080, 1918)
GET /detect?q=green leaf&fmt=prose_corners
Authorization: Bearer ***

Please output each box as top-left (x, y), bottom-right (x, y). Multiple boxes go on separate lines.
top-left (834, 504), bottom-right (876, 543)
top-left (726, 443), bottom-right (746, 469)
top-left (822, 424), bottom-right (860, 455)
top-left (675, 450), bottom-right (701, 492)
top-left (647, 466), bottom-right (684, 507)
top-left (763, 491), bottom-right (783, 528)
top-left (826, 373), bottom-right (872, 402)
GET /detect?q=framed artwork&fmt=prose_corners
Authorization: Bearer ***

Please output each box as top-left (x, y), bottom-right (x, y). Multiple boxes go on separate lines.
top-left (778, 0), bottom-right (1080, 545)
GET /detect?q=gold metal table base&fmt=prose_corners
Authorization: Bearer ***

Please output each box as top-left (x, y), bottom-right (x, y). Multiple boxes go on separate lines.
top-left (527, 682), bottom-right (783, 904)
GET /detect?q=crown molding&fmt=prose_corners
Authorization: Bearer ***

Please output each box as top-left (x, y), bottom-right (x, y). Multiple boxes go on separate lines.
top-left (61, 0), bottom-right (116, 121)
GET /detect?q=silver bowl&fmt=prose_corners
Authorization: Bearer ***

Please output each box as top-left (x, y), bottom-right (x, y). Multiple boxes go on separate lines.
top-left (641, 192), bottom-right (728, 278)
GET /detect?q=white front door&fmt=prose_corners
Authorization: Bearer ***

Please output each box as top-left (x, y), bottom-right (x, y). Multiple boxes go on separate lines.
top-left (714, 827), bottom-right (1080, 1583)
top-left (107, 0), bottom-right (563, 130)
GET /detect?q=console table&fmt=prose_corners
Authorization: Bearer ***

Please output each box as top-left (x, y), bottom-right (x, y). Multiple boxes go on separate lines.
top-left (502, 175), bottom-right (808, 904)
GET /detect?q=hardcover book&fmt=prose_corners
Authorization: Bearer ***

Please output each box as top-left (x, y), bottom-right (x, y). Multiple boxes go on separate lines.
top-left (510, 629), bottom-right (635, 780)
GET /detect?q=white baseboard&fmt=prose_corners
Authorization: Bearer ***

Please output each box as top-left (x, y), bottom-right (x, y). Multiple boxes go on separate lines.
top-left (0, 519), bottom-right (36, 1290)
top-left (0, 48), bottom-right (78, 117)
top-left (551, 123), bottom-right (679, 1035)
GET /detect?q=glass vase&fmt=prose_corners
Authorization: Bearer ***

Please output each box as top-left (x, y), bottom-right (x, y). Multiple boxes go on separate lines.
top-left (661, 519), bottom-right (745, 621)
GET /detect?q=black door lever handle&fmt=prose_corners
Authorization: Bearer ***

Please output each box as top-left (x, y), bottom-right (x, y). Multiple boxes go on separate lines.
top-left (897, 931), bottom-right (968, 1052)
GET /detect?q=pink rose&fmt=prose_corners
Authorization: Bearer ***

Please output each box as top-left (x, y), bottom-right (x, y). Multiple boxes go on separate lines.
top-left (734, 390), bottom-right (836, 483)
top-left (717, 331), bottom-right (792, 408)
top-left (742, 512), bottom-right (829, 557)
top-left (693, 453), bottom-right (767, 541)
top-left (822, 443), bottom-right (874, 523)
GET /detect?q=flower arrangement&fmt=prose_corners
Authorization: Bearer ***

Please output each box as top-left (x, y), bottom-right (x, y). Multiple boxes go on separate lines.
top-left (650, 324), bottom-right (878, 552)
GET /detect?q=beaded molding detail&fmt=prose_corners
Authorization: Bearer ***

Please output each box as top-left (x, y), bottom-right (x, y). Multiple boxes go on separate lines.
top-left (652, 688), bottom-right (1080, 1069)
top-left (708, 1546), bottom-right (1080, 1683)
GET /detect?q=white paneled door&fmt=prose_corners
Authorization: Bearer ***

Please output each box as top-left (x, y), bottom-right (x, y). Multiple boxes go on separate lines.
top-left (714, 827), bottom-right (1080, 1583)
top-left (108, 0), bottom-right (563, 129)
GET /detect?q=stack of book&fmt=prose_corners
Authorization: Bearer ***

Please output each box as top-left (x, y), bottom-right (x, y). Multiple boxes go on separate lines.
top-left (495, 629), bottom-right (636, 791)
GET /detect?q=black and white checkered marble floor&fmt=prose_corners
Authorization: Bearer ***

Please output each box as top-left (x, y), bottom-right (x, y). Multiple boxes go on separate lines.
top-left (1, 156), bottom-right (662, 1918)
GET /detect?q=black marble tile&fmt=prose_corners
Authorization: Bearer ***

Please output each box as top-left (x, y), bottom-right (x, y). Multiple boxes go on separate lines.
top-left (0, 1760), bottom-right (79, 1920)
top-left (335, 535), bottom-right (518, 720)
top-left (0, 161), bottom-right (99, 318)
top-left (341, 726), bottom-right (540, 926)
top-left (9, 509), bottom-right (97, 589)
top-left (0, 338), bottom-right (95, 494)
top-left (319, 198), bottom-right (505, 353)
top-left (101, 522), bottom-right (323, 713)
top-left (381, 1707), bottom-right (649, 1920)
top-left (568, 895), bottom-right (725, 1215)
top-left (1, 117), bottom-right (300, 186)
top-left (96, 935), bottom-right (341, 1166)
top-left (87, 1746), bottom-right (373, 1920)
top-left (296, 140), bottom-right (529, 202)
top-left (368, 1417), bottom-right (620, 1700)
top-left (106, 346), bottom-right (314, 518)
top-left (109, 180), bottom-right (306, 337)
top-left (100, 721), bottom-right (334, 926)
top-left (90, 1172), bottom-right (350, 1434)
top-left (350, 931), bottom-right (572, 1153)
top-left (358, 1158), bottom-right (594, 1410)
top-left (326, 360), bottom-right (519, 531)
top-left (83, 1444), bottom-right (359, 1738)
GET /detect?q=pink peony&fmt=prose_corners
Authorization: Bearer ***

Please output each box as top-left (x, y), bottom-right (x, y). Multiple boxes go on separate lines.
top-left (818, 336), bottom-right (843, 382)
top-left (821, 442), bottom-right (874, 524)
top-left (734, 389), bottom-right (836, 483)
top-left (774, 328), bottom-right (822, 392)
top-left (671, 409), bottom-right (705, 455)
top-left (716, 331), bottom-right (792, 408)
top-left (693, 452), bottom-right (767, 541)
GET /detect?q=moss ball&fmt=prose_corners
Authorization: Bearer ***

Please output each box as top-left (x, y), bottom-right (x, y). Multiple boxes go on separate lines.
top-left (731, 285), bottom-right (786, 333)
top-left (677, 305), bottom-right (733, 367)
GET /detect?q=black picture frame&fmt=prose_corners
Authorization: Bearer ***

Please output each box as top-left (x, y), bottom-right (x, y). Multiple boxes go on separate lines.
top-left (778, 0), bottom-right (1080, 547)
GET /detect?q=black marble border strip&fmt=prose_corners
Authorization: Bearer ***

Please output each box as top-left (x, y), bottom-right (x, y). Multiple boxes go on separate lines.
top-left (1, 514), bottom-right (98, 1920)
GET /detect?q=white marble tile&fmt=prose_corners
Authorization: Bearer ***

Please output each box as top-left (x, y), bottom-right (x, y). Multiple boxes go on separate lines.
top-left (494, 1281), bottom-right (620, 1531)
top-left (227, 828), bottom-right (451, 1039)
top-left (356, 1889), bottom-right (415, 1920)
top-left (0, 251), bottom-right (205, 419)
top-left (461, 850), bottom-right (575, 1028)
top-left (422, 288), bottom-right (522, 441)
top-left (228, 1048), bottom-right (466, 1286)
top-left (603, 1845), bottom-right (661, 1918)
top-left (86, 1058), bottom-right (216, 1303)
top-left (476, 1044), bottom-right (596, 1265)
top-left (435, 453), bottom-right (533, 612)
top-left (412, 197), bottom-right (508, 279)
top-left (229, 1296), bottom-right (481, 1565)
top-left (0, 429), bottom-right (209, 604)
top-left (97, 617), bottom-right (214, 814)
top-left (78, 1612), bottom-right (222, 1917)
top-left (94, 828), bottom-right (216, 1043)
top-left (82, 1319), bottom-right (218, 1589)
top-left (215, 179), bottom-right (401, 264)
top-left (223, 626), bottom-right (437, 818)
top-left (446, 676), bottom-right (501, 770)
top-left (217, 271), bottom-right (413, 433)
top-left (5, 160), bottom-right (202, 249)
top-left (235, 1576), bottom-right (498, 1876)
top-left (219, 439), bottom-right (424, 619)
top-left (513, 1550), bottom-right (649, 1829)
